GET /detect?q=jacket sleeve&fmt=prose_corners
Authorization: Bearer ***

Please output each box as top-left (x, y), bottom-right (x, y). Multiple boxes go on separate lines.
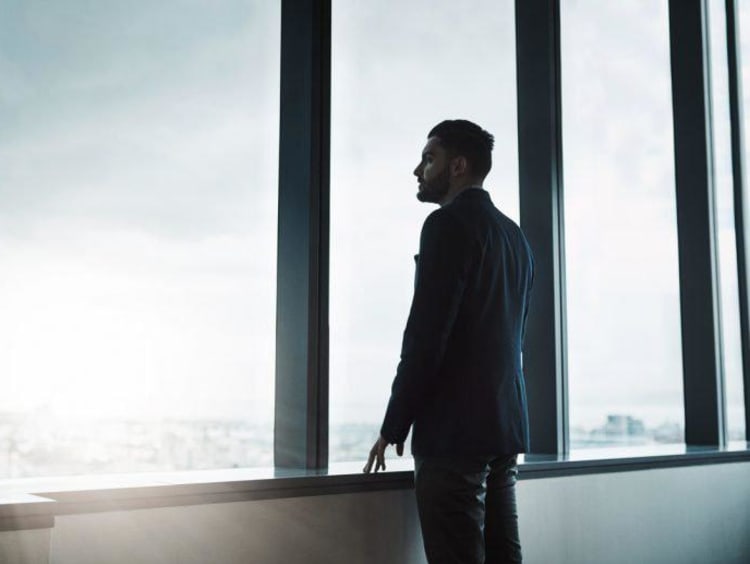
top-left (380, 209), bottom-right (473, 444)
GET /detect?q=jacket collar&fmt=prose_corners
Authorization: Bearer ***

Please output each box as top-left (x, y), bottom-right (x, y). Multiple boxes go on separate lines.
top-left (453, 187), bottom-right (490, 203)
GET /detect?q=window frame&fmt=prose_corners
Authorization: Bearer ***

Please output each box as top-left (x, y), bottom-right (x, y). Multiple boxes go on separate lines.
top-left (276, 0), bottom-right (750, 467)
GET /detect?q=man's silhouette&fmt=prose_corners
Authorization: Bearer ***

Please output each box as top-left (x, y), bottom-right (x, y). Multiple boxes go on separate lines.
top-left (364, 119), bottom-right (534, 564)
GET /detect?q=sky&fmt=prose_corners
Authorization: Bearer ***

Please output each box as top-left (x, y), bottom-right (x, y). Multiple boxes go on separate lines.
top-left (0, 0), bottom-right (746, 444)
top-left (0, 0), bottom-right (279, 420)
top-left (560, 0), bottom-right (685, 427)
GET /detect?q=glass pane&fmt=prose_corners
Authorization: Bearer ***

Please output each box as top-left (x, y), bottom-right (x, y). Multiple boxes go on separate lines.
top-left (561, 0), bottom-right (686, 448)
top-left (0, 1), bottom-right (279, 477)
top-left (710, 0), bottom-right (745, 441)
top-left (330, 0), bottom-right (519, 463)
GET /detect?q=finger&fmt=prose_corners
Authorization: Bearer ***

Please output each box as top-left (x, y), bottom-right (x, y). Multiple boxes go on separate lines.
top-left (376, 444), bottom-right (386, 472)
top-left (363, 449), bottom-right (375, 473)
top-left (396, 443), bottom-right (404, 456)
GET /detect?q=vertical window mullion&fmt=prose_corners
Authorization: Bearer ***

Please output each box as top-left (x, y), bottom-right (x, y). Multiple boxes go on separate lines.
top-left (275, 0), bottom-right (331, 469)
top-left (516, 0), bottom-right (569, 455)
top-left (669, 0), bottom-right (726, 446)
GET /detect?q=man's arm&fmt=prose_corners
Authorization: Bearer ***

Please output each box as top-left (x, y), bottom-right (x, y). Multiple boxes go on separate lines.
top-left (379, 208), bottom-right (473, 445)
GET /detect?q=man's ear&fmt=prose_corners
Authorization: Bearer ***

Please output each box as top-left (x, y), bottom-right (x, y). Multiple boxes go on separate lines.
top-left (451, 156), bottom-right (468, 176)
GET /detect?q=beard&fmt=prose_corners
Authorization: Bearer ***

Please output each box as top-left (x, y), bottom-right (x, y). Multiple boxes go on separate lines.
top-left (416, 167), bottom-right (451, 203)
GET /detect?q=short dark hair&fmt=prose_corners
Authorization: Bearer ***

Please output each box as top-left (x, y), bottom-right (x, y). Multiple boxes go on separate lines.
top-left (428, 119), bottom-right (494, 179)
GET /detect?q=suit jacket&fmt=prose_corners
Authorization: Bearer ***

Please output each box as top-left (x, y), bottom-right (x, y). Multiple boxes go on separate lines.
top-left (380, 188), bottom-right (534, 457)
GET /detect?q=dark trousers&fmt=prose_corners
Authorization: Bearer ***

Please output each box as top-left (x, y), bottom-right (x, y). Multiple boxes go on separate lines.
top-left (414, 455), bottom-right (521, 564)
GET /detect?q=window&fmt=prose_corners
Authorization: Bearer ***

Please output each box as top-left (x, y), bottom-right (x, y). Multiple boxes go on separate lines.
top-left (1, 0), bottom-right (745, 485)
top-left (329, 0), bottom-right (519, 462)
top-left (0, 0), bottom-right (279, 477)
top-left (561, 0), bottom-right (686, 448)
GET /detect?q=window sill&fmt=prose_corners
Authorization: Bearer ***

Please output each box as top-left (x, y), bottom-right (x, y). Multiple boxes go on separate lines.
top-left (1, 443), bottom-right (749, 531)
top-left (519, 441), bottom-right (750, 478)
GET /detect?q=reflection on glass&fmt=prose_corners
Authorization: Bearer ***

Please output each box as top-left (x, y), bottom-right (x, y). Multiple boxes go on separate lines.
top-left (330, 0), bottom-right (519, 463)
top-left (561, 0), bottom-right (685, 448)
top-left (710, 0), bottom-right (745, 441)
top-left (0, 1), bottom-right (279, 477)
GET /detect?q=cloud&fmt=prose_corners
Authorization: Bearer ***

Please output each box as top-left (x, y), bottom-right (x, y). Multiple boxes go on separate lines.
top-left (0, 0), bottom-right (279, 240)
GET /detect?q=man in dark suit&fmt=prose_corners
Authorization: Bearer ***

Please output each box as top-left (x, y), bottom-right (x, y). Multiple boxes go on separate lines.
top-left (363, 119), bottom-right (534, 564)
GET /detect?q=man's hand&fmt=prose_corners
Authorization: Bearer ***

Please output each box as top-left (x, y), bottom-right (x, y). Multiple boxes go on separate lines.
top-left (363, 435), bottom-right (404, 473)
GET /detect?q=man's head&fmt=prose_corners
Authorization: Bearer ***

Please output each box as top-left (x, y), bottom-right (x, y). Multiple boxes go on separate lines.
top-left (413, 119), bottom-right (494, 205)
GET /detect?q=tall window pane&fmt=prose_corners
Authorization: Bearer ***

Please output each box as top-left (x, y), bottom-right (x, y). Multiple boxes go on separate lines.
top-left (330, 0), bottom-right (519, 463)
top-left (0, 1), bottom-right (279, 477)
top-left (710, 0), bottom-right (745, 441)
top-left (562, 0), bottom-right (685, 448)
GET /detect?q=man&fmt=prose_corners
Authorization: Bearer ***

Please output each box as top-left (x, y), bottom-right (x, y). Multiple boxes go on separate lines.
top-left (363, 119), bottom-right (534, 564)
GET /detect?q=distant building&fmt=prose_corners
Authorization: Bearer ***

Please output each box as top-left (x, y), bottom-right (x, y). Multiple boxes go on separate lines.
top-left (603, 414), bottom-right (646, 438)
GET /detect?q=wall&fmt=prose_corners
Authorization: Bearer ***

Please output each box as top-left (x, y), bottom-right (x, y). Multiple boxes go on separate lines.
top-left (4, 461), bottom-right (750, 564)
top-left (0, 529), bottom-right (50, 564)
top-left (50, 489), bottom-right (425, 564)
top-left (518, 462), bottom-right (750, 564)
